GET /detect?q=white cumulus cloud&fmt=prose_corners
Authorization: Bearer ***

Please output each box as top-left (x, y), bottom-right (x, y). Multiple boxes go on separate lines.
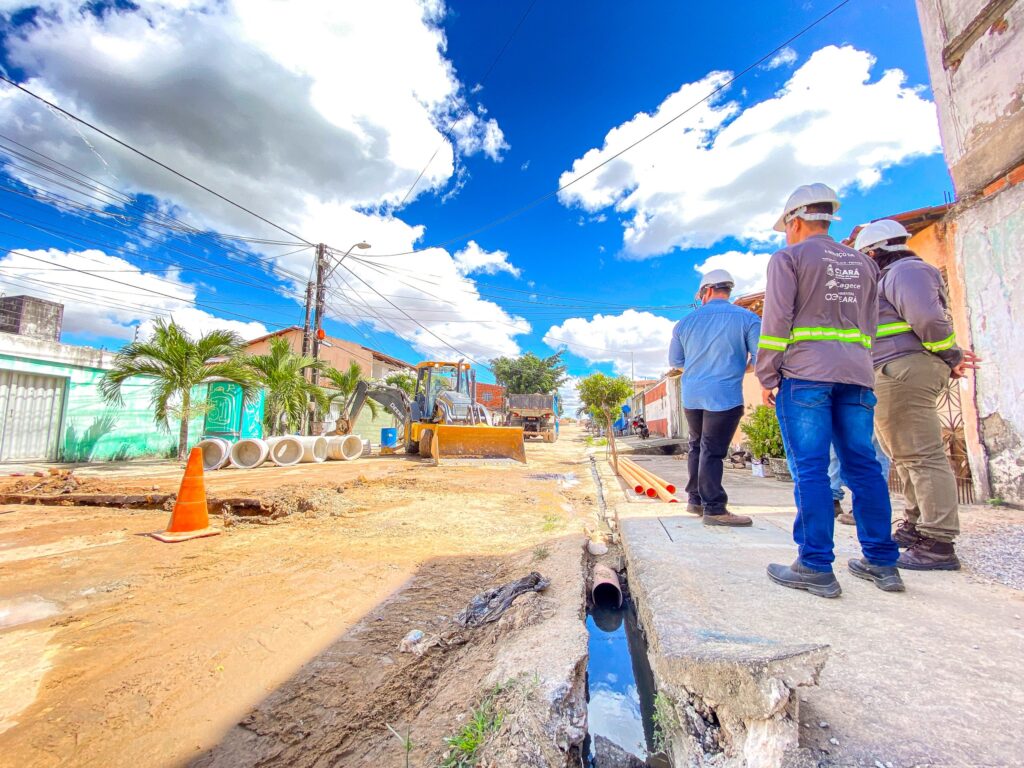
top-left (557, 45), bottom-right (941, 258)
top-left (764, 46), bottom-right (798, 70)
top-left (452, 240), bottom-right (521, 278)
top-left (0, 1), bottom-right (526, 358)
top-left (544, 310), bottom-right (678, 379)
top-left (0, 247), bottom-right (268, 341)
top-left (693, 251), bottom-right (772, 296)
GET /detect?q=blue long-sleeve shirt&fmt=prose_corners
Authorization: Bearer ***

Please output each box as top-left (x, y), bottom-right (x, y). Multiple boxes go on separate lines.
top-left (669, 299), bottom-right (761, 411)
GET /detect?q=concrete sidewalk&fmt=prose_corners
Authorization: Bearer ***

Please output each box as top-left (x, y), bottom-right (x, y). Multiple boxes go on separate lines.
top-left (616, 457), bottom-right (1024, 768)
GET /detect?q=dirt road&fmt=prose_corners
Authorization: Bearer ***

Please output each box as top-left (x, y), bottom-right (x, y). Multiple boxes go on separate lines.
top-left (0, 427), bottom-right (597, 767)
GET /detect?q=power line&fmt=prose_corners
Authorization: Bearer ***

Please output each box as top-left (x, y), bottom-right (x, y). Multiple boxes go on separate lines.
top-left (356, 0), bottom-right (855, 258)
top-left (0, 75), bottom-right (313, 246)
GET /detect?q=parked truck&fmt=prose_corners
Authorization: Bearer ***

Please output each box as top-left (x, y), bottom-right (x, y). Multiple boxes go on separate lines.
top-left (505, 393), bottom-right (559, 442)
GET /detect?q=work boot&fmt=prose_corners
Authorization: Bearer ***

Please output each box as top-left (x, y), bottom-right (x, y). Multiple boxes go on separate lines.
top-left (892, 519), bottom-right (920, 548)
top-left (686, 503), bottom-right (703, 515)
top-left (836, 511), bottom-right (856, 526)
top-left (703, 510), bottom-right (752, 527)
top-left (767, 560), bottom-right (842, 598)
top-left (847, 558), bottom-right (905, 592)
top-left (898, 537), bottom-right (961, 571)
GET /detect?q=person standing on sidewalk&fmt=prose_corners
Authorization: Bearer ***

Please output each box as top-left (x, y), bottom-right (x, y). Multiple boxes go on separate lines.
top-left (830, 436), bottom-right (891, 525)
top-left (756, 184), bottom-right (903, 598)
top-left (854, 219), bottom-right (980, 570)
top-left (669, 269), bottom-right (760, 527)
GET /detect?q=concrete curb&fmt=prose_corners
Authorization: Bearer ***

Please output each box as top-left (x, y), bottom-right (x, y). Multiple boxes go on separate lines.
top-left (620, 518), bottom-right (829, 768)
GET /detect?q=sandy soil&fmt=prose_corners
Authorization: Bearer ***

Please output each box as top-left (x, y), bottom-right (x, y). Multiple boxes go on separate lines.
top-left (0, 426), bottom-right (597, 768)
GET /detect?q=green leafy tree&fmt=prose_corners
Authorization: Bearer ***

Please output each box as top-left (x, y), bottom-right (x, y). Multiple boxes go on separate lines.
top-left (245, 336), bottom-right (328, 436)
top-left (577, 372), bottom-right (633, 472)
top-left (323, 361), bottom-right (379, 421)
top-left (385, 370), bottom-right (417, 397)
top-left (491, 351), bottom-right (568, 394)
top-left (99, 320), bottom-right (257, 460)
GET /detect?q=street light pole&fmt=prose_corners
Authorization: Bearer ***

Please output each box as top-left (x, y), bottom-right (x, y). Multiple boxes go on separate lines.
top-left (309, 241), bottom-right (371, 433)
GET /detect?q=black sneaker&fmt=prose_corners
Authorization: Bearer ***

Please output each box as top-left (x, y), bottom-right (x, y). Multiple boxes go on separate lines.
top-left (767, 560), bottom-right (841, 598)
top-left (847, 558), bottom-right (906, 592)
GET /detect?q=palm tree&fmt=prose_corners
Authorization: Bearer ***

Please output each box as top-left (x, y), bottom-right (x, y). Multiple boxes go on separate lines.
top-left (100, 320), bottom-right (257, 460)
top-left (323, 362), bottom-right (379, 424)
top-left (244, 336), bottom-right (328, 436)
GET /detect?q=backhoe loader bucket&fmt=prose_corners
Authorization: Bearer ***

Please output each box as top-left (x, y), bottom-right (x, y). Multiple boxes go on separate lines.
top-left (431, 425), bottom-right (527, 464)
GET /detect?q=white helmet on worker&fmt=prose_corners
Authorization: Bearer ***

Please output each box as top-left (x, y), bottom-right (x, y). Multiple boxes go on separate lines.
top-left (854, 219), bottom-right (911, 254)
top-left (698, 268), bottom-right (735, 292)
top-left (773, 183), bottom-right (841, 232)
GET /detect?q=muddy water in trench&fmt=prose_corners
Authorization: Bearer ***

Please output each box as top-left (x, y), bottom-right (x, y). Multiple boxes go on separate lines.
top-left (584, 600), bottom-right (670, 767)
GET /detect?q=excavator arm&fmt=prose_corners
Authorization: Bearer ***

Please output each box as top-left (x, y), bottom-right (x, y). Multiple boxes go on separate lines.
top-left (336, 381), bottom-right (412, 435)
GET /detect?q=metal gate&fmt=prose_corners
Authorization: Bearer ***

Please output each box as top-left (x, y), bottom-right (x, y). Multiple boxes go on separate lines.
top-left (0, 370), bottom-right (67, 461)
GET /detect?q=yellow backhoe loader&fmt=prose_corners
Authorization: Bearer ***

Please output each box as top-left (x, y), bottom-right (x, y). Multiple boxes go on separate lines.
top-left (339, 360), bottom-right (526, 463)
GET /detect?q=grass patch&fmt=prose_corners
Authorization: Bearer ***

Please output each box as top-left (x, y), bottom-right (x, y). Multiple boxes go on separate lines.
top-left (440, 690), bottom-right (505, 768)
top-left (532, 545), bottom-right (549, 561)
top-left (585, 436), bottom-right (608, 447)
top-left (541, 512), bottom-right (562, 532)
top-left (987, 496), bottom-right (1006, 507)
top-left (652, 691), bottom-right (676, 754)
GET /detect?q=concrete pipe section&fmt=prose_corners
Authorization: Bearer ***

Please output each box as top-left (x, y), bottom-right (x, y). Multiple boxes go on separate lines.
top-left (230, 438), bottom-right (270, 470)
top-left (265, 436), bottom-right (303, 467)
top-left (295, 436), bottom-right (328, 463)
top-left (326, 434), bottom-right (363, 461)
top-left (592, 564), bottom-right (623, 608)
top-left (196, 438), bottom-right (231, 471)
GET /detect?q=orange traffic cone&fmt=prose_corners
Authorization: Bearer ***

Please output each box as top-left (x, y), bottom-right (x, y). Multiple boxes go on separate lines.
top-left (151, 446), bottom-right (221, 543)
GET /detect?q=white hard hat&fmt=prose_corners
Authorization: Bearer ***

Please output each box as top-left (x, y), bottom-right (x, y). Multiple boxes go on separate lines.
top-left (854, 219), bottom-right (911, 253)
top-left (699, 268), bottom-right (735, 290)
top-left (773, 183), bottom-right (841, 232)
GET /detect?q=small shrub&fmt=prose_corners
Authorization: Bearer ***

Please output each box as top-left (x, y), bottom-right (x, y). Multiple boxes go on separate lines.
top-left (740, 405), bottom-right (785, 460)
top-left (652, 691), bottom-right (676, 754)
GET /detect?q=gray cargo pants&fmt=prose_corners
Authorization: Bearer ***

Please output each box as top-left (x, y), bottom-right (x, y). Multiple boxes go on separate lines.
top-left (874, 352), bottom-right (960, 542)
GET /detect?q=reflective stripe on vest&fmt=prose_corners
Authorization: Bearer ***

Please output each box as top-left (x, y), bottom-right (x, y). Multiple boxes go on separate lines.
top-left (758, 335), bottom-right (790, 351)
top-left (922, 333), bottom-right (956, 353)
top-left (790, 327), bottom-right (872, 349)
top-left (758, 328), bottom-right (872, 351)
top-left (877, 321), bottom-right (913, 338)
top-left (876, 323), bottom-right (956, 353)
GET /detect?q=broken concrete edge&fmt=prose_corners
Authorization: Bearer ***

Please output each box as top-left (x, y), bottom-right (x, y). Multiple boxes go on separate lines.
top-left (620, 524), bottom-right (829, 768)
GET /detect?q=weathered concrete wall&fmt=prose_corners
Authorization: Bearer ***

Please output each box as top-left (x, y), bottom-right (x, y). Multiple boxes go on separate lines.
top-left (951, 181), bottom-right (1024, 503)
top-left (916, 0), bottom-right (1024, 195)
top-left (0, 332), bottom-right (206, 461)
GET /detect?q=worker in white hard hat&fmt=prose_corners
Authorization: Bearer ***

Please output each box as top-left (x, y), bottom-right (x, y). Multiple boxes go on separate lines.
top-left (756, 183), bottom-right (903, 598)
top-left (668, 267), bottom-right (761, 527)
top-left (856, 218), bottom-right (980, 571)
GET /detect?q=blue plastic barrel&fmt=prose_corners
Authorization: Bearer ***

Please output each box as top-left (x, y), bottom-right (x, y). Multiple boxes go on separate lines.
top-left (381, 427), bottom-right (398, 448)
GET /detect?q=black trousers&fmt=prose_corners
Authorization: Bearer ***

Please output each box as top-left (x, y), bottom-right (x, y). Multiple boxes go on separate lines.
top-left (685, 405), bottom-right (744, 514)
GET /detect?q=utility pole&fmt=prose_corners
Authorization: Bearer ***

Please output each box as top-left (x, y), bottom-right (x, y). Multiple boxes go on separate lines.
top-left (311, 242), bottom-right (327, 374)
top-left (301, 280), bottom-right (314, 358)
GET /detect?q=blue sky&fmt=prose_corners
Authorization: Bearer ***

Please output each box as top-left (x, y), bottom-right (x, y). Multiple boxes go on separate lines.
top-left (0, 0), bottom-right (950, 402)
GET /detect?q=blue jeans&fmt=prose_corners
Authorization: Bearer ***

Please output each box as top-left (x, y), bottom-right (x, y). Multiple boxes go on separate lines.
top-left (777, 379), bottom-right (898, 572)
top-left (829, 437), bottom-right (890, 501)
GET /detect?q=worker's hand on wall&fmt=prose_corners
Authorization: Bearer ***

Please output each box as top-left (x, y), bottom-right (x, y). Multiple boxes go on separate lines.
top-left (761, 388), bottom-right (776, 407)
top-left (951, 349), bottom-right (982, 379)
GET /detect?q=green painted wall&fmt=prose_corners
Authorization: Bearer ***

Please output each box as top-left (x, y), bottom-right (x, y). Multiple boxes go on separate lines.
top-left (1, 352), bottom-right (208, 461)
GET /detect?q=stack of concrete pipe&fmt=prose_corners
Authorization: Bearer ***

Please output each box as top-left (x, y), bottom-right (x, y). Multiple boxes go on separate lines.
top-left (618, 457), bottom-right (678, 503)
top-left (196, 438), bottom-right (232, 471)
top-left (213, 434), bottom-right (366, 470)
top-left (326, 434), bottom-right (364, 461)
